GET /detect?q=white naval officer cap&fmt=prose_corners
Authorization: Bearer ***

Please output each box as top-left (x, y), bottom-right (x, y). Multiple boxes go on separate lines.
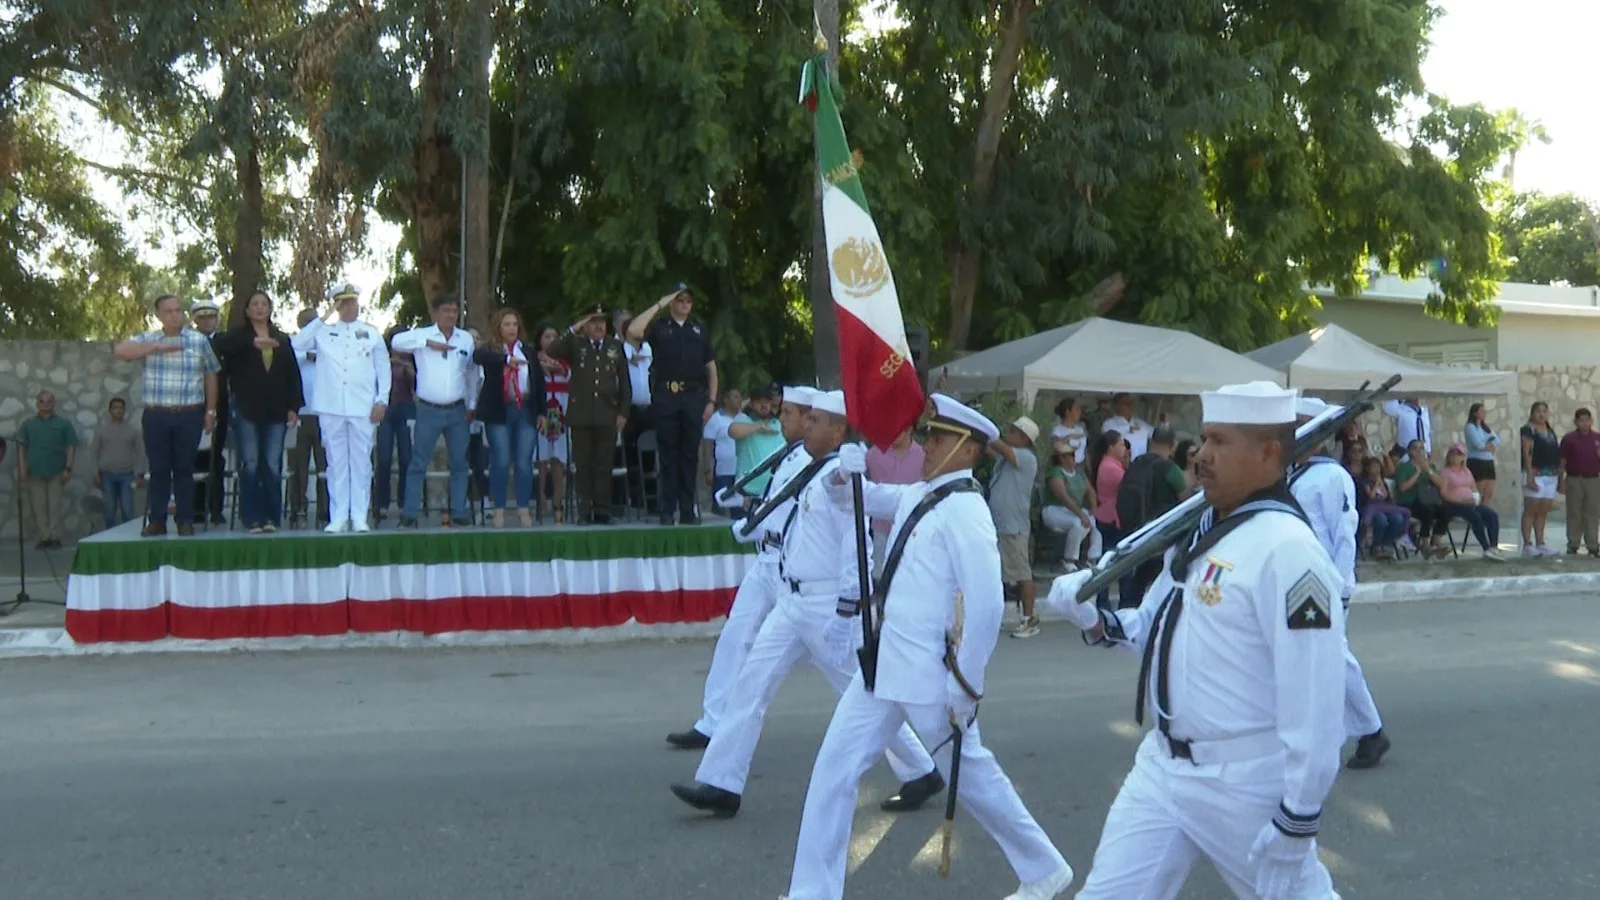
top-left (783, 385), bottom-right (819, 407)
top-left (926, 393), bottom-right (1000, 443)
top-left (190, 297), bottom-right (221, 314)
top-left (330, 282), bottom-right (360, 301)
top-left (1202, 381), bottom-right (1299, 425)
top-left (811, 390), bottom-right (847, 417)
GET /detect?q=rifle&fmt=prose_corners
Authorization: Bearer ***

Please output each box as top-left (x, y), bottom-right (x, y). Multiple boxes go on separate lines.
top-left (732, 451), bottom-right (832, 541)
top-left (715, 439), bottom-right (800, 509)
top-left (1074, 374), bottom-right (1402, 606)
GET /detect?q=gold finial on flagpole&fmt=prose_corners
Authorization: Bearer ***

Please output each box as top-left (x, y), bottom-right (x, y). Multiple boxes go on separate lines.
top-left (813, 10), bottom-right (828, 51)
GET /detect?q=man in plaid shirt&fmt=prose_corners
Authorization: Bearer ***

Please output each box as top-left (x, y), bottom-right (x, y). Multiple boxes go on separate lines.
top-left (113, 294), bottom-right (222, 537)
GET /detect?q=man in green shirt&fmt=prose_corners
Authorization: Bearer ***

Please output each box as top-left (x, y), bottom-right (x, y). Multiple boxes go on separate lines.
top-left (729, 385), bottom-right (785, 503)
top-left (17, 390), bottom-right (78, 548)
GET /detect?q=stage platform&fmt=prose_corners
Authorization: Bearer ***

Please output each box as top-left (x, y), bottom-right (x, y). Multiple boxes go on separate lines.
top-left (65, 518), bottom-right (755, 644)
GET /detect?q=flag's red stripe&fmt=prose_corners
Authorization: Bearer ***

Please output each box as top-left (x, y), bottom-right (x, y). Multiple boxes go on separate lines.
top-left (835, 306), bottom-right (925, 449)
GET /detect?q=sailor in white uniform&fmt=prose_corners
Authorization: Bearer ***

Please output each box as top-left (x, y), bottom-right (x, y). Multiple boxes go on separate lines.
top-left (666, 386), bottom-right (817, 750)
top-left (1290, 398), bottom-right (1389, 770)
top-left (288, 283), bottom-right (390, 533)
top-left (1046, 381), bottom-right (1346, 900)
top-left (670, 391), bottom-right (941, 817)
top-left (784, 394), bottom-right (1073, 900)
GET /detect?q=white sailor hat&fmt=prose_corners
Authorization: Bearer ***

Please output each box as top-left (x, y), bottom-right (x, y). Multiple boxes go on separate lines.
top-left (1295, 397), bottom-right (1332, 420)
top-left (1202, 381), bottom-right (1299, 426)
top-left (925, 393), bottom-right (1000, 443)
top-left (331, 282), bottom-right (361, 301)
top-left (811, 390), bottom-right (847, 417)
top-left (190, 298), bottom-right (221, 315)
top-left (783, 386), bottom-right (819, 407)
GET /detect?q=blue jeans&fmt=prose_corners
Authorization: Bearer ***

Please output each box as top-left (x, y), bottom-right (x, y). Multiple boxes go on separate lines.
top-left (487, 411), bottom-right (537, 509)
top-left (404, 401), bottom-right (469, 520)
top-left (101, 471), bottom-right (135, 527)
top-left (375, 401), bottom-right (415, 511)
top-left (234, 417), bottom-right (287, 528)
top-left (142, 407), bottom-right (205, 526)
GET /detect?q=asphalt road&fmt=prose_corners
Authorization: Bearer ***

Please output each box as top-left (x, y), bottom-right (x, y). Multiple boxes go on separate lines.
top-left (0, 594), bottom-right (1597, 899)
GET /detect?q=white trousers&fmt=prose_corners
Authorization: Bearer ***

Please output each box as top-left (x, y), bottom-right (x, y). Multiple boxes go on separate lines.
top-left (320, 413), bottom-right (375, 525)
top-left (1342, 622), bottom-right (1383, 739)
top-left (696, 595), bottom-right (934, 795)
top-left (1077, 733), bottom-right (1338, 900)
top-left (1041, 506), bottom-right (1104, 562)
top-left (694, 555), bottom-right (778, 737)
top-left (786, 675), bottom-right (1068, 900)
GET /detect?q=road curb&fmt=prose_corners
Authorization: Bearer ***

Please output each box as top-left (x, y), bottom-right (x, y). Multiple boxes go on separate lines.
top-left (3, 571), bottom-right (1596, 659)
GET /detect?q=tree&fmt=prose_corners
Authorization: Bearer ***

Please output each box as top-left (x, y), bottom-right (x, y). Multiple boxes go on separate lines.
top-left (1497, 192), bottom-right (1600, 287)
top-left (0, 87), bottom-right (149, 338)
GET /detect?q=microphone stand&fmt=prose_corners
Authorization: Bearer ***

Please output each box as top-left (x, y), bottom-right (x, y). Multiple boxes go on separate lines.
top-left (0, 434), bottom-right (67, 618)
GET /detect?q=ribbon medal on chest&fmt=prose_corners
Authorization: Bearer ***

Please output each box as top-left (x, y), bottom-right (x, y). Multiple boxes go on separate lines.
top-left (1197, 556), bottom-right (1232, 606)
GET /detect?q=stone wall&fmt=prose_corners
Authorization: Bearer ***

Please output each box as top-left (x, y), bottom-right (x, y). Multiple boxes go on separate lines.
top-left (0, 341), bottom-right (145, 541)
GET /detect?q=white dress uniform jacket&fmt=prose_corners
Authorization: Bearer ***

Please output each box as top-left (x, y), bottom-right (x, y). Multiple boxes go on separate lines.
top-left (691, 442), bottom-right (811, 738)
top-left (693, 454), bottom-right (934, 796)
top-left (1290, 457), bottom-right (1358, 600)
top-left (785, 468), bottom-right (1069, 900)
top-left (1291, 457), bottom-right (1384, 742)
top-left (1076, 500), bottom-right (1346, 899)
top-left (289, 317), bottom-right (390, 418)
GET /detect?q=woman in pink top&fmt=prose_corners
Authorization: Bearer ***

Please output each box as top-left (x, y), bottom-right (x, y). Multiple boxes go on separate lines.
top-left (1439, 443), bottom-right (1503, 559)
top-left (864, 428), bottom-right (925, 571)
top-left (1088, 430), bottom-right (1133, 608)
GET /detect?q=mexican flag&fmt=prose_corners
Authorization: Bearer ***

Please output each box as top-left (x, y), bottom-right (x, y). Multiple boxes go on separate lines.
top-left (800, 50), bottom-right (925, 449)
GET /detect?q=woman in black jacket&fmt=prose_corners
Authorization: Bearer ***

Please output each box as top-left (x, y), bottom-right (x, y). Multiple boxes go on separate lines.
top-left (212, 291), bottom-right (305, 532)
top-left (473, 308), bottom-right (545, 527)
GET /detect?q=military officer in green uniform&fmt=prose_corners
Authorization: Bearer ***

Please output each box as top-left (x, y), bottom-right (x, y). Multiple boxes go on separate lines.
top-left (547, 305), bottom-right (630, 524)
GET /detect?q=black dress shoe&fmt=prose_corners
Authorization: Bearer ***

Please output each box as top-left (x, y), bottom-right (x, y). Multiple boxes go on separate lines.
top-left (666, 728), bottom-right (711, 750)
top-left (1346, 730), bottom-right (1391, 770)
top-left (670, 782), bottom-right (740, 817)
top-left (659, 514), bottom-right (676, 526)
top-left (880, 770), bottom-right (945, 811)
top-left (679, 513), bottom-right (701, 526)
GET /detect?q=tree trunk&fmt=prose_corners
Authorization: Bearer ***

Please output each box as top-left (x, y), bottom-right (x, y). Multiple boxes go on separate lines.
top-left (461, 0), bottom-right (493, 337)
top-left (945, 0), bottom-right (1037, 351)
top-left (410, 2), bottom-right (456, 316)
top-left (229, 132), bottom-right (264, 329)
top-left (808, 0), bottom-right (842, 388)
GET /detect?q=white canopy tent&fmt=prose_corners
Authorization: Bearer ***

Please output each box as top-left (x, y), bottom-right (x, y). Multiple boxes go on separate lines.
top-left (938, 317), bottom-right (1286, 404)
top-left (1245, 323), bottom-right (1518, 396)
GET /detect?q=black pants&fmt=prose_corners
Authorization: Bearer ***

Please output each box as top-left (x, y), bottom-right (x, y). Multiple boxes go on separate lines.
top-left (654, 393), bottom-right (705, 520)
top-left (193, 411), bottom-right (228, 521)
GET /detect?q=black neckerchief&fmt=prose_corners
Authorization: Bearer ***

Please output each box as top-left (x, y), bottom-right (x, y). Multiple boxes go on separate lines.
top-left (1138, 482), bottom-right (1309, 731)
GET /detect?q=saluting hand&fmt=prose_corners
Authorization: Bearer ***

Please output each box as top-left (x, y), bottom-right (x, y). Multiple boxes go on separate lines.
top-left (425, 340), bottom-right (452, 357)
top-left (253, 336), bottom-right (281, 350)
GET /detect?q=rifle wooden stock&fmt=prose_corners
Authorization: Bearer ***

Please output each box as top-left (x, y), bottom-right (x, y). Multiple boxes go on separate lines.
top-left (1074, 374), bottom-right (1403, 606)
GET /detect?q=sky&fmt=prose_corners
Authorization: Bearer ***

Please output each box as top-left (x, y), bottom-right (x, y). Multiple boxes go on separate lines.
top-left (62, 0), bottom-right (1600, 330)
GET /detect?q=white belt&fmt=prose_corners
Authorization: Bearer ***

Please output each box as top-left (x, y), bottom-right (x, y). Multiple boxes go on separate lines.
top-left (1158, 729), bottom-right (1281, 766)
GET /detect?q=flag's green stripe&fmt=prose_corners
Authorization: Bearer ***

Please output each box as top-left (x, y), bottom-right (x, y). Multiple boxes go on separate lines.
top-left (71, 527), bottom-right (755, 575)
top-left (811, 53), bottom-right (872, 214)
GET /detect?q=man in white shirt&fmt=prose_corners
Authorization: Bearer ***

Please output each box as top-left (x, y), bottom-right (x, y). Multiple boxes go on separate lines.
top-left (701, 389), bottom-right (741, 495)
top-left (1102, 392), bottom-right (1154, 459)
top-left (1381, 397), bottom-right (1431, 458)
top-left (391, 293), bottom-right (477, 527)
top-left (617, 308), bottom-right (655, 512)
top-left (288, 307), bottom-right (330, 526)
top-left (289, 283), bottom-right (391, 533)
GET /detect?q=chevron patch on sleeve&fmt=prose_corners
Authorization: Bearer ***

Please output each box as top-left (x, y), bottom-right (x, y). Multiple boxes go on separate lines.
top-left (1286, 571), bottom-right (1333, 631)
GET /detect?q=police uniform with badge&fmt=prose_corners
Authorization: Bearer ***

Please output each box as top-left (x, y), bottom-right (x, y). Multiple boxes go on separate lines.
top-left (626, 282), bottom-right (717, 525)
top-left (666, 386), bottom-right (817, 750)
top-left (784, 394), bottom-right (1073, 900)
top-left (1290, 398), bottom-right (1389, 770)
top-left (1046, 382), bottom-right (1346, 900)
top-left (289, 284), bottom-right (391, 533)
top-left (549, 305), bottom-right (631, 524)
top-left (669, 391), bottom-right (939, 819)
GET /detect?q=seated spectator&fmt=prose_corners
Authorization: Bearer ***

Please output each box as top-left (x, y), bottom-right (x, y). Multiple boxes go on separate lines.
top-left (1338, 418), bottom-right (1392, 478)
top-left (1356, 456), bottom-right (1410, 560)
top-left (1438, 443), bottom-right (1503, 561)
top-left (1394, 439), bottom-right (1448, 559)
top-left (1049, 396), bottom-right (1087, 464)
top-left (1040, 437), bottom-right (1099, 570)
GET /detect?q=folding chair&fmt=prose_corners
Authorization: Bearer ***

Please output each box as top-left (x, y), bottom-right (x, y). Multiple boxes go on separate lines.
top-left (635, 430), bottom-right (661, 517)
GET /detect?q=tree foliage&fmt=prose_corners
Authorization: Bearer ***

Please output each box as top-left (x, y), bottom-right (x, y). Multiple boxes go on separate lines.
top-left (1497, 192), bottom-right (1600, 287)
top-left (0, 0), bottom-right (1547, 389)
